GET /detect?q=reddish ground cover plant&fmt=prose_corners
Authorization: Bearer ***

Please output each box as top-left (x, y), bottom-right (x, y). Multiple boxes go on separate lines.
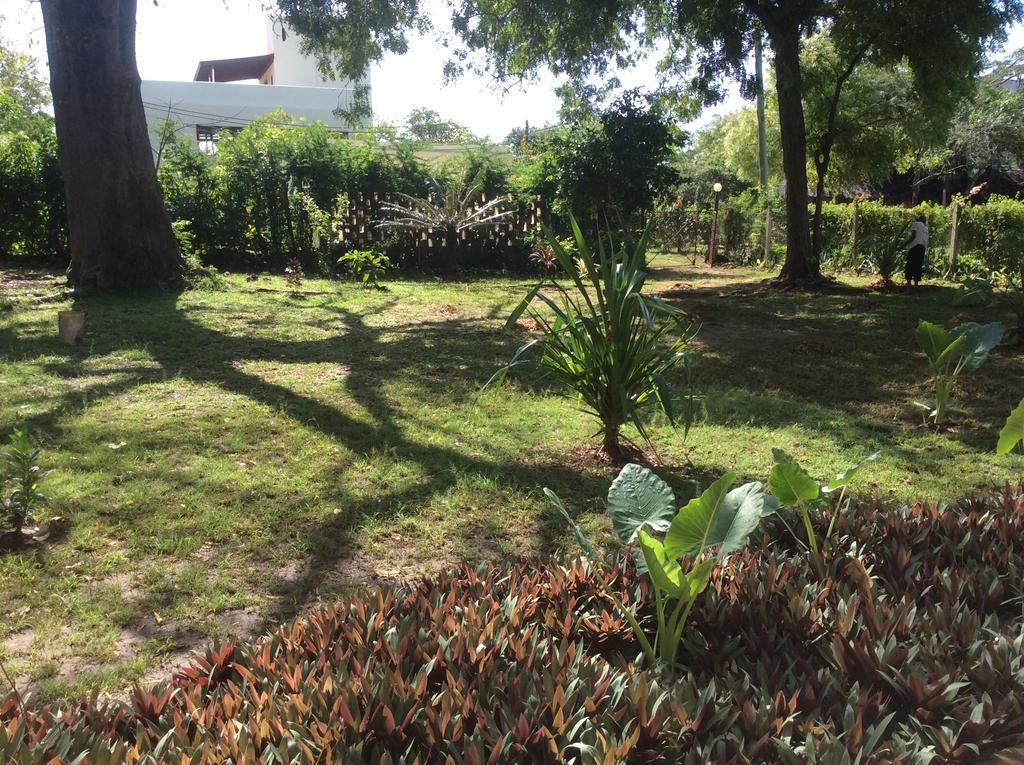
top-left (3, 483), bottom-right (1024, 763)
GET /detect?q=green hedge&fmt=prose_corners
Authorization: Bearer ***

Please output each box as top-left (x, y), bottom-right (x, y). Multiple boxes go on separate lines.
top-left (959, 195), bottom-right (1024, 280)
top-left (0, 94), bottom-right (65, 261)
top-left (703, 194), bottom-right (1024, 285)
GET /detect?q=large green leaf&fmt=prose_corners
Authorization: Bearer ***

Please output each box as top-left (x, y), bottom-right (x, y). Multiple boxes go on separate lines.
top-left (768, 459), bottom-right (820, 506)
top-left (951, 321), bottom-right (1003, 371)
top-left (637, 529), bottom-right (683, 596)
top-left (663, 472), bottom-right (736, 560)
top-left (703, 481), bottom-right (771, 558)
top-left (915, 321), bottom-right (954, 365)
top-left (823, 451), bottom-right (881, 493)
top-left (997, 398), bottom-right (1024, 455)
top-left (607, 463), bottom-right (676, 543)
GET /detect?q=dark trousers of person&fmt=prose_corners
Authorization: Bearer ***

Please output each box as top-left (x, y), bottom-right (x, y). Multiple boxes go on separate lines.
top-left (905, 245), bottom-right (925, 285)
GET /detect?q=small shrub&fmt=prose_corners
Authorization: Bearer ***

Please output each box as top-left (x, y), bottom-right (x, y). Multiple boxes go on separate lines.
top-left (283, 257), bottom-right (303, 288)
top-left (914, 319), bottom-right (1003, 424)
top-left (767, 448), bottom-right (877, 556)
top-left (550, 464), bottom-right (771, 668)
top-left (337, 248), bottom-right (390, 287)
top-left (377, 176), bottom-right (513, 279)
top-left (491, 216), bottom-right (695, 457)
top-left (1, 430), bottom-right (46, 535)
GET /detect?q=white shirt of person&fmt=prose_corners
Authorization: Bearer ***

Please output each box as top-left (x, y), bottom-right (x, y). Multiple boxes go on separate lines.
top-left (906, 220), bottom-right (929, 250)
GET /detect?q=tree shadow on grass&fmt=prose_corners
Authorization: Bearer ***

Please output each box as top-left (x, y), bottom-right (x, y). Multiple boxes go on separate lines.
top-left (4, 287), bottom-right (663, 620)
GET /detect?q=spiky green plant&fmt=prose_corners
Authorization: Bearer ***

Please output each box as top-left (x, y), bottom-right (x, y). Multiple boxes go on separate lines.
top-left (377, 178), bottom-right (512, 279)
top-left (491, 215), bottom-right (695, 457)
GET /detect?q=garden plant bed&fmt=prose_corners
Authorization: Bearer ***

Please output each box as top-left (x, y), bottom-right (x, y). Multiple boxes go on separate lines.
top-left (4, 485), bottom-right (1024, 762)
top-left (0, 260), bottom-right (1022, 701)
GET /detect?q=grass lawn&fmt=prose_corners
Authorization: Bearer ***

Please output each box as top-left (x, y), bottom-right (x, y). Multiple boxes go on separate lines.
top-left (1, 256), bottom-right (1022, 700)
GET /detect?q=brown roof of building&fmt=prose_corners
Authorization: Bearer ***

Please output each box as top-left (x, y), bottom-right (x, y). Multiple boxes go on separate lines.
top-left (193, 54), bottom-right (274, 83)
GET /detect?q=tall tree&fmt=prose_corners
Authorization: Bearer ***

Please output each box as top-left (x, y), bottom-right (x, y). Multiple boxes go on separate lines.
top-left (669, 0), bottom-right (1018, 281)
top-left (914, 50), bottom-right (1024, 196)
top-left (280, 0), bottom-right (1019, 283)
top-left (404, 107), bottom-right (475, 143)
top-left (39, 0), bottom-right (183, 292)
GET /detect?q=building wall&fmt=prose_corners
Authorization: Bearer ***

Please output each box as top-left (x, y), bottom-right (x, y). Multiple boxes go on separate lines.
top-left (141, 21), bottom-right (372, 160)
top-left (141, 79), bottom-right (372, 160)
top-left (265, 20), bottom-right (349, 88)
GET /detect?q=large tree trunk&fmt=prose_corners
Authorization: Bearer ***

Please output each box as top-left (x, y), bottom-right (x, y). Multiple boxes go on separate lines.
top-left (769, 28), bottom-right (816, 283)
top-left (40, 0), bottom-right (183, 293)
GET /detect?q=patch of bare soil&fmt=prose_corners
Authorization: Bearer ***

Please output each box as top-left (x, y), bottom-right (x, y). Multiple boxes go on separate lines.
top-left (4, 628), bottom-right (35, 654)
top-left (558, 442), bottom-right (674, 473)
top-left (115, 608), bottom-right (267, 694)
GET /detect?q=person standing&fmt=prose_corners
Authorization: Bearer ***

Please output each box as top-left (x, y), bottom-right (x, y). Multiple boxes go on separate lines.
top-left (904, 215), bottom-right (929, 287)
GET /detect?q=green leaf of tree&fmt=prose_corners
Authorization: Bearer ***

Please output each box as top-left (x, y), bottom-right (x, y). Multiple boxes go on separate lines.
top-left (768, 460), bottom-right (821, 506)
top-left (663, 472), bottom-right (736, 560)
top-left (607, 463), bottom-right (676, 543)
top-left (997, 398), bottom-right (1024, 455)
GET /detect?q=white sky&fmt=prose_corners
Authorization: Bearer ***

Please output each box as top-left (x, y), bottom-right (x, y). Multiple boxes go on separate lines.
top-left (3, 0), bottom-right (1022, 141)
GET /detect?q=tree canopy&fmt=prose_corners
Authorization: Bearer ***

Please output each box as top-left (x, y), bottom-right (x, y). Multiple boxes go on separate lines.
top-left (518, 91), bottom-right (681, 233)
top-left (275, 0), bottom-right (1021, 282)
top-left (403, 107), bottom-right (475, 143)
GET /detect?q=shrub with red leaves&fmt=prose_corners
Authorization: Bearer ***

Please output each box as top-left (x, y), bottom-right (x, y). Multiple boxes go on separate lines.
top-left (3, 484), bottom-right (1024, 763)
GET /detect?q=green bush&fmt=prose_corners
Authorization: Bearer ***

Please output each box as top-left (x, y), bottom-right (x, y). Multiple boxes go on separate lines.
top-left (959, 195), bottom-right (1024, 281)
top-left (815, 202), bottom-right (853, 269)
top-left (156, 114), bottom-right (439, 274)
top-left (0, 92), bottom-right (65, 261)
top-left (7, 484), bottom-right (1024, 761)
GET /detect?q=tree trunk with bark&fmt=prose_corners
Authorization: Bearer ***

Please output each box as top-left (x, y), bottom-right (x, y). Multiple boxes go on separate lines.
top-left (40, 0), bottom-right (183, 293)
top-left (769, 27), bottom-right (817, 283)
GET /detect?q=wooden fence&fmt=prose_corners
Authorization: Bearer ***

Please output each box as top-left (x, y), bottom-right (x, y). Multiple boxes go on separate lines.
top-left (336, 192), bottom-right (545, 268)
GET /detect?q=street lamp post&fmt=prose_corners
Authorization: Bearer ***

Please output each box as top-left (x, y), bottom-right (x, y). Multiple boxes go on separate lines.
top-left (708, 182), bottom-right (723, 267)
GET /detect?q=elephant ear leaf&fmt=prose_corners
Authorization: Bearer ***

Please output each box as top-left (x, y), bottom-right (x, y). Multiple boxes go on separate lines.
top-left (997, 399), bottom-right (1024, 456)
top-left (637, 529), bottom-right (683, 596)
top-left (664, 472), bottom-right (736, 559)
top-left (703, 481), bottom-right (770, 558)
top-left (915, 321), bottom-right (954, 365)
top-left (823, 451), bottom-right (880, 493)
top-left (768, 458), bottom-right (820, 506)
top-left (951, 321), bottom-right (1003, 371)
top-left (607, 463), bottom-right (676, 543)
top-left (681, 558), bottom-right (716, 602)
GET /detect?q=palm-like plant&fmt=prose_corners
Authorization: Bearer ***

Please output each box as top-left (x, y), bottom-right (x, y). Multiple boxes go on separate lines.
top-left (377, 177), bottom-right (513, 279)
top-left (490, 216), bottom-right (696, 457)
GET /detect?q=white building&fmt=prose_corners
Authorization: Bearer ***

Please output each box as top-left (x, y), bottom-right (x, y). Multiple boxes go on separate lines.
top-left (141, 21), bottom-right (371, 157)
